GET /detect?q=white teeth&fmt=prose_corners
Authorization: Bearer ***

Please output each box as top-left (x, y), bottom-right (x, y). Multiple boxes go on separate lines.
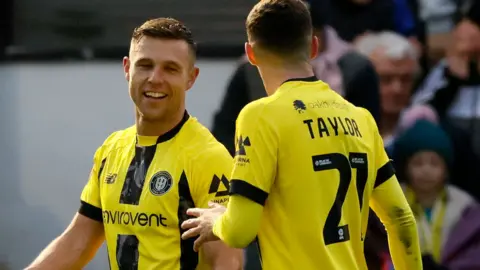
top-left (145, 92), bottom-right (166, 98)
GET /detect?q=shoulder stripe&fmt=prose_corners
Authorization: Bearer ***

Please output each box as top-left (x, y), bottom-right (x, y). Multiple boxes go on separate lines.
top-left (98, 158), bottom-right (106, 180)
top-left (374, 161), bottom-right (396, 188)
top-left (230, 180), bottom-right (268, 206)
top-left (78, 201), bottom-right (103, 222)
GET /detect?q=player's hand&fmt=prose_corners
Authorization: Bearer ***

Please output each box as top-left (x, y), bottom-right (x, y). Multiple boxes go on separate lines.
top-left (181, 202), bottom-right (226, 252)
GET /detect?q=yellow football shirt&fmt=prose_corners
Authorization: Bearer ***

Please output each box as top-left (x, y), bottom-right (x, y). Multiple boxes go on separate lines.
top-left (226, 77), bottom-right (420, 269)
top-left (79, 112), bottom-right (232, 270)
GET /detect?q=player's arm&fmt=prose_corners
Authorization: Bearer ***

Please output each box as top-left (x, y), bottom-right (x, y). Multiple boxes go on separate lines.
top-left (370, 174), bottom-right (421, 270)
top-left (366, 111), bottom-right (422, 270)
top-left (26, 148), bottom-right (106, 270)
top-left (191, 146), bottom-right (243, 269)
top-left (213, 102), bottom-right (277, 248)
top-left (25, 213), bottom-right (104, 270)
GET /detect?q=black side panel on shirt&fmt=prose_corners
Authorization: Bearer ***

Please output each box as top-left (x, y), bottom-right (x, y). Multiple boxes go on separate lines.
top-left (374, 161), bottom-right (395, 188)
top-left (229, 179), bottom-right (268, 206)
top-left (255, 236), bottom-right (263, 267)
top-left (244, 239), bottom-right (263, 270)
top-left (119, 146), bottom-right (156, 205)
top-left (177, 171), bottom-right (198, 270)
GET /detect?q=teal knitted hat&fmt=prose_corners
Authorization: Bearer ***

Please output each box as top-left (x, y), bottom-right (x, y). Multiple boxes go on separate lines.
top-left (393, 120), bottom-right (453, 168)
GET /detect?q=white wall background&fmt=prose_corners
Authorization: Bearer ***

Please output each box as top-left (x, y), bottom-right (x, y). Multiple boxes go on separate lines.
top-left (0, 60), bottom-right (238, 270)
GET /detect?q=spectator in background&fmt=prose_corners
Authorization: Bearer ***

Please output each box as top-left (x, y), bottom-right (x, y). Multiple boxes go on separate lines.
top-left (392, 119), bottom-right (480, 270)
top-left (407, 0), bottom-right (473, 67)
top-left (411, 4), bottom-right (480, 201)
top-left (391, 105), bottom-right (479, 201)
top-left (355, 31), bottom-right (419, 148)
top-left (413, 4), bottom-right (480, 159)
top-left (327, 0), bottom-right (395, 43)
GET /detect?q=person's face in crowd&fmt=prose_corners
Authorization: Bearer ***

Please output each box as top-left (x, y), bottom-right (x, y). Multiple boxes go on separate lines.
top-left (370, 49), bottom-right (417, 117)
top-left (453, 19), bottom-right (480, 59)
top-left (407, 151), bottom-right (447, 194)
top-left (123, 36), bottom-right (199, 123)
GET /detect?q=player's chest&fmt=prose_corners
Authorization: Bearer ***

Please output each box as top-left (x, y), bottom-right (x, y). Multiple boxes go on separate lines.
top-left (98, 145), bottom-right (191, 229)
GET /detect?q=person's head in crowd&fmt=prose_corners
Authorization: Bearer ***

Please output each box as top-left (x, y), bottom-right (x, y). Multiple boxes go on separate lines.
top-left (355, 32), bottom-right (419, 136)
top-left (304, 0), bottom-right (330, 51)
top-left (448, 4), bottom-right (480, 75)
top-left (394, 120), bottom-right (453, 205)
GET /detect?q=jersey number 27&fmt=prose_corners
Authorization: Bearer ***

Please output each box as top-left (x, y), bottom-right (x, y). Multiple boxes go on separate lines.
top-left (312, 152), bottom-right (368, 245)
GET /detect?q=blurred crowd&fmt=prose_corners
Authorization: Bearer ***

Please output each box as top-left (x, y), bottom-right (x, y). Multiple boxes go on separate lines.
top-left (212, 0), bottom-right (480, 269)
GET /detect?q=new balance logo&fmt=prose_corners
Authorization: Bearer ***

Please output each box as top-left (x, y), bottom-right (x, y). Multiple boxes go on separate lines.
top-left (235, 136), bottom-right (251, 156)
top-left (105, 173), bottom-right (117, 184)
top-left (209, 174), bottom-right (230, 197)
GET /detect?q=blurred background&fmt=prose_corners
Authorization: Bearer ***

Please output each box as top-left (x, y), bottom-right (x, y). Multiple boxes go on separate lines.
top-left (1, 0), bottom-right (480, 269)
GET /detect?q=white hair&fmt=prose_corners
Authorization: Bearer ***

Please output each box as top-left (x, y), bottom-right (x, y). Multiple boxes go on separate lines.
top-left (355, 31), bottom-right (419, 60)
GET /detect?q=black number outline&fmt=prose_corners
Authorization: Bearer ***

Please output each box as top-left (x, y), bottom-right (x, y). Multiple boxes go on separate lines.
top-left (312, 152), bottom-right (368, 245)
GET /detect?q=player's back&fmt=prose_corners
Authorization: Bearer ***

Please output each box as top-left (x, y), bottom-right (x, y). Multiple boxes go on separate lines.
top-left (247, 78), bottom-right (379, 269)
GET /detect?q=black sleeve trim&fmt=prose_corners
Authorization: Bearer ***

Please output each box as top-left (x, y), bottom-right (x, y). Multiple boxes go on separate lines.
top-left (374, 161), bottom-right (396, 188)
top-left (229, 179), bottom-right (268, 206)
top-left (78, 201), bottom-right (103, 223)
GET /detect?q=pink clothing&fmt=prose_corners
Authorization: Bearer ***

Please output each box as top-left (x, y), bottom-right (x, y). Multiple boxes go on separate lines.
top-left (398, 105), bottom-right (439, 133)
top-left (311, 26), bottom-right (352, 96)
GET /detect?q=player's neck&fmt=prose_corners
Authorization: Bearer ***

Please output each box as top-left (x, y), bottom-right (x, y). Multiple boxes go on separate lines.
top-left (258, 62), bottom-right (315, 96)
top-left (135, 110), bottom-right (185, 137)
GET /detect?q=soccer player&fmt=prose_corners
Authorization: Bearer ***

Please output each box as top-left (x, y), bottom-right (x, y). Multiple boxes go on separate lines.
top-left (26, 18), bottom-right (242, 270)
top-left (181, 1), bottom-right (422, 269)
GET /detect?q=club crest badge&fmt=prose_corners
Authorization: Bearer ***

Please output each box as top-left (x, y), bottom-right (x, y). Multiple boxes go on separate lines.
top-left (150, 171), bottom-right (173, 196)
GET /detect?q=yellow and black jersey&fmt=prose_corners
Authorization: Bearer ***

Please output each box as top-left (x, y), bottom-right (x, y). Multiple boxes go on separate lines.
top-left (224, 77), bottom-right (419, 269)
top-left (79, 112), bottom-right (232, 270)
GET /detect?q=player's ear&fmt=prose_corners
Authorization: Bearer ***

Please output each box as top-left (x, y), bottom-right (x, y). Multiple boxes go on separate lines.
top-left (123, 56), bottom-right (130, 82)
top-left (186, 66), bottom-right (200, 91)
top-left (245, 42), bottom-right (257, 66)
top-left (310, 35), bottom-right (319, 60)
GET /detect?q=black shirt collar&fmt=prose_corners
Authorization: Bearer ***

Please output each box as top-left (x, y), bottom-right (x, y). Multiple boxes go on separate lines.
top-left (155, 111), bottom-right (190, 144)
top-left (136, 111), bottom-right (190, 146)
top-left (283, 76), bottom-right (318, 85)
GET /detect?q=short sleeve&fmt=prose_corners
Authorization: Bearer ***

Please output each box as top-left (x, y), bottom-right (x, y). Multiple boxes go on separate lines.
top-left (78, 146), bottom-right (105, 222)
top-left (190, 144), bottom-right (233, 208)
top-left (363, 109), bottom-right (396, 189)
top-left (229, 102), bottom-right (278, 206)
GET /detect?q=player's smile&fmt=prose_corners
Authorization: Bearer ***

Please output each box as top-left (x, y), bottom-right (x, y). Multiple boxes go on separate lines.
top-left (144, 91), bottom-right (167, 100)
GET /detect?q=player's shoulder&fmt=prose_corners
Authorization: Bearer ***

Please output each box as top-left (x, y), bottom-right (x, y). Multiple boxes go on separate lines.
top-left (354, 106), bottom-right (378, 132)
top-left (180, 117), bottom-right (232, 163)
top-left (95, 125), bottom-right (135, 158)
top-left (238, 95), bottom-right (279, 122)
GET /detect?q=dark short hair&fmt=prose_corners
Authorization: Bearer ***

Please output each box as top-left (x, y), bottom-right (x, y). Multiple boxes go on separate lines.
top-left (246, 0), bottom-right (313, 61)
top-left (132, 18), bottom-right (197, 56)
